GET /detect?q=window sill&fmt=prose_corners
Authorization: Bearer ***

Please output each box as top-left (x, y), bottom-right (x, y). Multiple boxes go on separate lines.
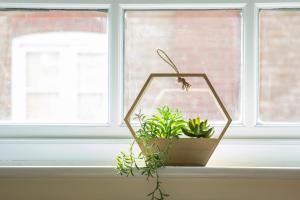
top-left (0, 166), bottom-right (299, 179)
top-left (0, 139), bottom-right (300, 178)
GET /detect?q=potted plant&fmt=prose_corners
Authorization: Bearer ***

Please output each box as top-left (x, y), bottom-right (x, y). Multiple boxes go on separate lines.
top-left (116, 49), bottom-right (231, 200)
top-left (116, 106), bottom-right (217, 200)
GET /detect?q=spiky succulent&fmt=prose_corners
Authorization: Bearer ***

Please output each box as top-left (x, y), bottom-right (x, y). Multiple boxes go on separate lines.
top-left (181, 118), bottom-right (214, 138)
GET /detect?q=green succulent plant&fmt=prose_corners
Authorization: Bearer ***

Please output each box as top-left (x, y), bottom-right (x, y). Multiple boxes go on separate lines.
top-left (117, 108), bottom-right (215, 200)
top-left (181, 117), bottom-right (214, 138)
top-left (136, 106), bottom-right (186, 140)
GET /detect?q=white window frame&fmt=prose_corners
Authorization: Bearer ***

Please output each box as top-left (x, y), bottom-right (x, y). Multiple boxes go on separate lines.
top-left (0, 0), bottom-right (299, 139)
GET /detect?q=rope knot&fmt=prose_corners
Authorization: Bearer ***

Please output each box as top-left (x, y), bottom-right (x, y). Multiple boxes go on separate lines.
top-left (177, 77), bottom-right (191, 90)
top-left (156, 48), bottom-right (191, 91)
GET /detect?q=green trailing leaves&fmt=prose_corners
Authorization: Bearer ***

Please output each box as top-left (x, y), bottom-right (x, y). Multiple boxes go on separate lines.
top-left (116, 142), bottom-right (137, 177)
top-left (116, 139), bottom-right (169, 200)
top-left (116, 106), bottom-right (215, 200)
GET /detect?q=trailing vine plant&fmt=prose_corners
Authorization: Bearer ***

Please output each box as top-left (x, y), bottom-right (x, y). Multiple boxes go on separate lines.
top-left (116, 106), bottom-right (215, 200)
top-left (116, 106), bottom-right (186, 200)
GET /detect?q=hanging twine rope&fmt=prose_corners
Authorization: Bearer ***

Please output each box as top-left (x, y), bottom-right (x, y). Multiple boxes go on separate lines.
top-left (156, 48), bottom-right (191, 91)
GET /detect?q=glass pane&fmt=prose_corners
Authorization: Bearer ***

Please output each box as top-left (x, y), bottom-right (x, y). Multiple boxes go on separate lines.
top-left (259, 10), bottom-right (300, 122)
top-left (0, 9), bottom-right (108, 123)
top-left (78, 53), bottom-right (107, 91)
top-left (124, 10), bottom-right (242, 121)
top-left (131, 76), bottom-right (225, 125)
top-left (78, 94), bottom-right (106, 122)
top-left (27, 52), bottom-right (60, 90)
top-left (27, 93), bottom-right (59, 121)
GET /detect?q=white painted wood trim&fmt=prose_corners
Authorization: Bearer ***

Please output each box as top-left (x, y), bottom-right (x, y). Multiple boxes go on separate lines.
top-left (0, 139), bottom-right (300, 168)
top-left (0, 166), bottom-right (300, 179)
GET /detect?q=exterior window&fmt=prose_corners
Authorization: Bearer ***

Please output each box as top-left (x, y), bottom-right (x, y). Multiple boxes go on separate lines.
top-left (123, 10), bottom-right (242, 122)
top-left (0, 2), bottom-right (299, 138)
top-left (259, 9), bottom-right (300, 123)
top-left (0, 10), bottom-right (108, 123)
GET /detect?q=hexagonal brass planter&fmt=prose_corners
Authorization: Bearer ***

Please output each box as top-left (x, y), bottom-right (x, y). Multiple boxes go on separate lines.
top-left (124, 73), bottom-right (232, 166)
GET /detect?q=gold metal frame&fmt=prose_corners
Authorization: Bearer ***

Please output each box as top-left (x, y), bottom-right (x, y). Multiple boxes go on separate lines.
top-left (124, 73), bottom-right (232, 165)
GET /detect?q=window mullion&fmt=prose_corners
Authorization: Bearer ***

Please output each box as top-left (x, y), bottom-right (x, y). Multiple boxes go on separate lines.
top-left (243, 2), bottom-right (258, 127)
top-left (108, 3), bottom-right (122, 128)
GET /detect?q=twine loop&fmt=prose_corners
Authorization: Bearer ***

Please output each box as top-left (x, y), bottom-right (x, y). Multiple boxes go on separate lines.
top-left (156, 48), bottom-right (191, 91)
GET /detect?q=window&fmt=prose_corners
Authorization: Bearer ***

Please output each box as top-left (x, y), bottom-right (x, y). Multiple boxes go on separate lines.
top-left (124, 10), bottom-right (242, 122)
top-left (0, 1), bottom-right (299, 138)
top-left (259, 9), bottom-right (300, 123)
top-left (0, 9), bottom-right (108, 123)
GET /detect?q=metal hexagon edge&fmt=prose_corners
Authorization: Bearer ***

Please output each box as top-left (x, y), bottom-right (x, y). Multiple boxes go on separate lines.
top-left (124, 73), bottom-right (232, 142)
